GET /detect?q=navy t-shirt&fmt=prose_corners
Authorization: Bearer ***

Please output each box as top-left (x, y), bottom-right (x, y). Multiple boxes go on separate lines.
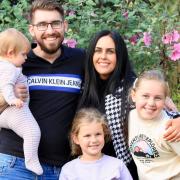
top-left (0, 45), bottom-right (85, 166)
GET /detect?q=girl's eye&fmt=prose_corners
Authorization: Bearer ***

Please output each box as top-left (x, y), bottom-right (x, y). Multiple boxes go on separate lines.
top-left (84, 134), bottom-right (90, 137)
top-left (96, 132), bottom-right (102, 136)
top-left (155, 97), bottom-right (162, 100)
top-left (143, 95), bottom-right (149, 98)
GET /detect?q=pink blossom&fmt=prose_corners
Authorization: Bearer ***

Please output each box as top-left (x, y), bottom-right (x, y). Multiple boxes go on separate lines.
top-left (143, 32), bottom-right (152, 47)
top-left (63, 38), bottom-right (77, 48)
top-left (173, 43), bottom-right (180, 51)
top-left (123, 11), bottom-right (128, 19)
top-left (68, 10), bottom-right (75, 16)
top-left (162, 33), bottom-right (172, 44)
top-left (129, 35), bottom-right (138, 45)
top-left (169, 43), bottom-right (180, 61)
top-left (172, 30), bottom-right (180, 42)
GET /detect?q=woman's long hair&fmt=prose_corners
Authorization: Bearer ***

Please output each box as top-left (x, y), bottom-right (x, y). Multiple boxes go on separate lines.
top-left (78, 30), bottom-right (136, 109)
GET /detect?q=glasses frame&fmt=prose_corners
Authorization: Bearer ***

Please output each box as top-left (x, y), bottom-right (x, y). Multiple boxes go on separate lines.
top-left (32, 20), bottom-right (63, 31)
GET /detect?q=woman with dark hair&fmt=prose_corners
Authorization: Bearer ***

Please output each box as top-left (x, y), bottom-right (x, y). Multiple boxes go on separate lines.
top-left (78, 30), bottom-right (138, 179)
top-left (78, 30), bottom-right (180, 179)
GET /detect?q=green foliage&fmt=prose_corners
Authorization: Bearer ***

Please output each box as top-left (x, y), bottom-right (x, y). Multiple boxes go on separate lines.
top-left (0, 0), bottom-right (30, 37)
top-left (0, 0), bottom-right (179, 108)
top-left (63, 0), bottom-right (180, 108)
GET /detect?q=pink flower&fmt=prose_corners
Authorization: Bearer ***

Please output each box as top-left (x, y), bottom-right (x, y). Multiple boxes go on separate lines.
top-left (174, 43), bottom-right (180, 51)
top-left (143, 32), bottom-right (152, 47)
top-left (63, 38), bottom-right (77, 48)
top-left (162, 33), bottom-right (172, 44)
top-left (169, 43), bottom-right (180, 61)
top-left (123, 11), bottom-right (128, 19)
top-left (129, 34), bottom-right (138, 45)
top-left (68, 10), bottom-right (75, 16)
top-left (172, 30), bottom-right (180, 42)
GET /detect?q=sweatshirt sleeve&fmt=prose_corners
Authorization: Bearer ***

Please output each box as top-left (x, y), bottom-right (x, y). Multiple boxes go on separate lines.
top-left (0, 62), bottom-right (21, 105)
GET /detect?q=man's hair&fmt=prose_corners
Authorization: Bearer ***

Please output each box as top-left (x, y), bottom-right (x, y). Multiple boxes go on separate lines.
top-left (0, 28), bottom-right (30, 57)
top-left (29, 0), bottom-right (64, 23)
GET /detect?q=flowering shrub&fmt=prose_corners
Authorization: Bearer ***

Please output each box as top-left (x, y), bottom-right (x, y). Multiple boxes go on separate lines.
top-left (0, 0), bottom-right (179, 108)
top-left (162, 30), bottom-right (180, 61)
top-left (62, 0), bottom-right (179, 108)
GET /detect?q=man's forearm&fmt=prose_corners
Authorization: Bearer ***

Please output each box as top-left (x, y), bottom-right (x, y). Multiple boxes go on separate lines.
top-left (0, 94), bottom-right (8, 113)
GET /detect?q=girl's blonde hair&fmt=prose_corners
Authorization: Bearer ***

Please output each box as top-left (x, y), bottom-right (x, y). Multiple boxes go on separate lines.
top-left (0, 28), bottom-right (30, 57)
top-left (70, 108), bottom-right (111, 156)
top-left (133, 69), bottom-right (169, 97)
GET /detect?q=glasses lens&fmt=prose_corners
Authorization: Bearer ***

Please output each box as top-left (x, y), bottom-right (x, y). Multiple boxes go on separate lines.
top-left (51, 21), bottom-right (62, 29)
top-left (37, 22), bottom-right (47, 31)
top-left (35, 21), bottom-right (63, 31)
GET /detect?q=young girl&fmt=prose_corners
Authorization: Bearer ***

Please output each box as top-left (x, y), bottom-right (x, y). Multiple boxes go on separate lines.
top-left (128, 69), bottom-right (180, 180)
top-left (0, 28), bottom-right (43, 175)
top-left (59, 108), bottom-right (133, 180)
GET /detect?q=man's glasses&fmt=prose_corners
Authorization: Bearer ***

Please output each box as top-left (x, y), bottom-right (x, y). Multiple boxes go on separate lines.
top-left (32, 20), bottom-right (63, 31)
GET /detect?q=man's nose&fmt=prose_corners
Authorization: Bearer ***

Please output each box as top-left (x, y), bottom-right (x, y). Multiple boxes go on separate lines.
top-left (46, 24), bottom-right (54, 33)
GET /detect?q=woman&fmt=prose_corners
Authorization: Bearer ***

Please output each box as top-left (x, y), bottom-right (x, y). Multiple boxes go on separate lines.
top-left (78, 30), bottom-right (180, 179)
top-left (78, 30), bottom-right (138, 178)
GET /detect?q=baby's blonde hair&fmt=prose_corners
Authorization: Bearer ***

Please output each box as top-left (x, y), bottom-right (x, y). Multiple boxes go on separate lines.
top-left (70, 108), bottom-right (111, 156)
top-left (0, 28), bottom-right (30, 57)
top-left (133, 69), bottom-right (169, 97)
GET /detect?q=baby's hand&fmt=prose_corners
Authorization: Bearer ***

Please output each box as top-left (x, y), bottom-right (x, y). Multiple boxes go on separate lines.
top-left (11, 99), bottom-right (24, 108)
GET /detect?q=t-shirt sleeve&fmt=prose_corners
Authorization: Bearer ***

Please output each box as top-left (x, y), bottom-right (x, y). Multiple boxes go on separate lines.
top-left (120, 161), bottom-right (133, 180)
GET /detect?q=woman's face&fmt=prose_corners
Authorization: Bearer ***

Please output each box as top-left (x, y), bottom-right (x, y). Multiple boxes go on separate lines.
top-left (93, 35), bottom-right (117, 80)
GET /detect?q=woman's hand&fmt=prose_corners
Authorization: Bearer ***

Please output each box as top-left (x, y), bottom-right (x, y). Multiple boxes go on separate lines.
top-left (14, 84), bottom-right (28, 102)
top-left (164, 117), bottom-right (180, 142)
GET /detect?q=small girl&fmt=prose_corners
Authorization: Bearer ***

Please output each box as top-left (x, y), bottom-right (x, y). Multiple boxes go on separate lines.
top-left (0, 28), bottom-right (43, 175)
top-left (128, 69), bottom-right (180, 180)
top-left (59, 108), bottom-right (133, 180)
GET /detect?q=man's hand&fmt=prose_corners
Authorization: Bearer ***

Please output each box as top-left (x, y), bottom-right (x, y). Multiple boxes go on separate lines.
top-left (14, 84), bottom-right (28, 102)
top-left (10, 98), bottom-right (24, 108)
top-left (164, 117), bottom-right (180, 142)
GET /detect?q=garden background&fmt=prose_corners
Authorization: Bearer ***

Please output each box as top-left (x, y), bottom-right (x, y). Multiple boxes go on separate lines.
top-left (0, 0), bottom-right (179, 109)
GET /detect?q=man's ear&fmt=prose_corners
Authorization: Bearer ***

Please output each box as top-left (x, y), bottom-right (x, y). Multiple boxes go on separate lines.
top-left (131, 89), bottom-right (136, 103)
top-left (28, 25), bottom-right (35, 38)
top-left (63, 20), bottom-right (68, 33)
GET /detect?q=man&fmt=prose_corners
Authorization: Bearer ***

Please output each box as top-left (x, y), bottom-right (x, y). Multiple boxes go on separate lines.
top-left (0, 0), bottom-right (85, 179)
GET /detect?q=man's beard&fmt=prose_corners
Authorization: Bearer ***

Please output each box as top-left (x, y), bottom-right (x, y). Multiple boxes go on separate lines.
top-left (38, 41), bottom-right (62, 54)
top-left (36, 32), bottom-right (63, 54)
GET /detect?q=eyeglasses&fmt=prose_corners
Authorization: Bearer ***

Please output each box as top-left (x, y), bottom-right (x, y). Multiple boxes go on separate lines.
top-left (32, 20), bottom-right (63, 31)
